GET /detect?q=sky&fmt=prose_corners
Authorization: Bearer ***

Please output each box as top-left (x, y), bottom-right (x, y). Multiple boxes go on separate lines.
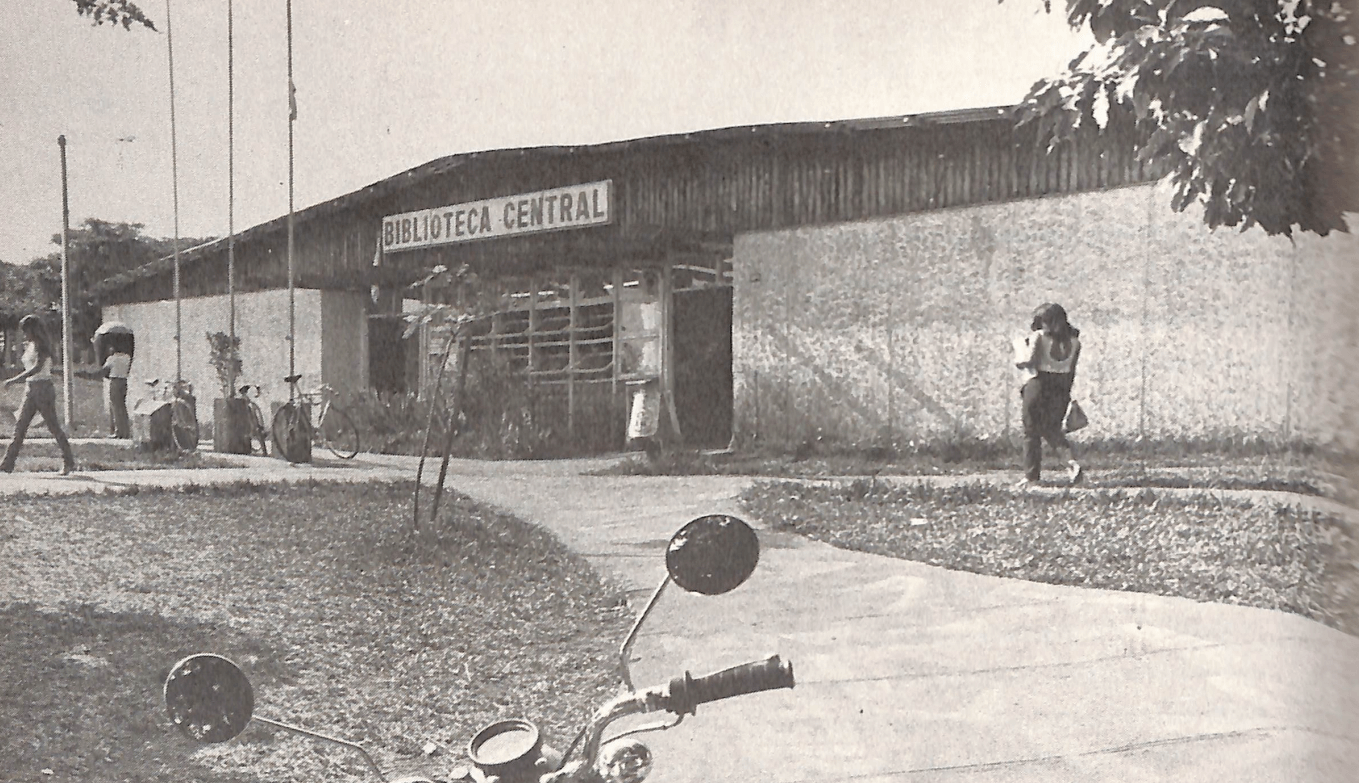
top-left (0, 0), bottom-right (1092, 265)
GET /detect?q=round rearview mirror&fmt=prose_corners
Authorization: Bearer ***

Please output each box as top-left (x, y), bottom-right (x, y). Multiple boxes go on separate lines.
top-left (164, 653), bottom-right (255, 743)
top-left (666, 514), bottom-right (760, 595)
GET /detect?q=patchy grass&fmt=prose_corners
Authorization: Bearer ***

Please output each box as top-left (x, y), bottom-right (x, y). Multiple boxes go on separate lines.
top-left (0, 375), bottom-right (108, 439)
top-left (600, 438), bottom-right (1356, 502)
top-left (741, 480), bottom-right (1358, 636)
top-left (0, 441), bottom-right (222, 472)
top-left (0, 482), bottom-right (631, 782)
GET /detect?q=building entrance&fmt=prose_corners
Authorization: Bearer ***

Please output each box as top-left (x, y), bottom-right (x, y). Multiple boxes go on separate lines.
top-left (673, 286), bottom-right (733, 449)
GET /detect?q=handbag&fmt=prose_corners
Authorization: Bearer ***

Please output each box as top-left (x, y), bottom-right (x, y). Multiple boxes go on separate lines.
top-left (1064, 399), bottom-right (1089, 433)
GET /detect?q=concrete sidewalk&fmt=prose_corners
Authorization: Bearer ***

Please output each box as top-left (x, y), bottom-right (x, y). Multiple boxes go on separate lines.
top-left (2, 448), bottom-right (1356, 781)
top-left (440, 470), bottom-right (1359, 783)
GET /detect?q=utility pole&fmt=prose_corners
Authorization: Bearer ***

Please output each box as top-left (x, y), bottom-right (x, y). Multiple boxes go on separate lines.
top-left (166, 0), bottom-right (183, 381)
top-left (286, 0), bottom-right (296, 380)
top-left (228, 0), bottom-right (237, 390)
top-left (58, 135), bottom-right (75, 427)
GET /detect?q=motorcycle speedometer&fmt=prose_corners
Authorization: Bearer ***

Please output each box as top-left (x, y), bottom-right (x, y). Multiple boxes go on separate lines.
top-left (468, 718), bottom-right (542, 778)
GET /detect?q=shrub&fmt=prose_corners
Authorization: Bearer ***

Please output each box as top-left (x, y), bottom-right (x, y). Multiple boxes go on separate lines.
top-left (205, 331), bottom-right (241, 400)
top-left (338, 349), bottom-right (609, 460)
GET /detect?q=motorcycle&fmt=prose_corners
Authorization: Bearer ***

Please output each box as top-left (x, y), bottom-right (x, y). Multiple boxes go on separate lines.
top-left (163, 513), bottom-right (795, 783)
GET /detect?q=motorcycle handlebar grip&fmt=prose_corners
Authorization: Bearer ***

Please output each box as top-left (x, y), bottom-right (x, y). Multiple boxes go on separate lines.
top-left (667, 654), bottom-right (794, 715)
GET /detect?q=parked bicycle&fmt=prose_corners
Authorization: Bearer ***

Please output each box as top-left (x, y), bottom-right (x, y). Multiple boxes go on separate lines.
top-left (144, 378), bottom-right (198, 451)
top-left (271, 374), bottom-right (360, 460)
top-left (235, 384), bottom-right (270, 456)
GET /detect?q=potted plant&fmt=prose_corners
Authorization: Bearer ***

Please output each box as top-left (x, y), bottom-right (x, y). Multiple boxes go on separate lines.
top-left (207, 331), bottom-right (251, 454)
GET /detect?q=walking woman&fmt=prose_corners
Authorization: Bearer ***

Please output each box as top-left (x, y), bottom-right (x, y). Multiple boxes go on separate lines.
top-left (2, 315), bottom-right (76, 474)
top-left (1013, 303), bottom-right (1082, 487)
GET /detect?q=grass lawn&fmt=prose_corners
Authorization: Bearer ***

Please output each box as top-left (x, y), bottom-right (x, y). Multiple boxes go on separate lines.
top-left (602, 439), bottom-right (1356, 502)
top-left (0, 482), bottom-right (630, 782)
top-left (0, 375), bottom-right (109, 440)
top-left (1, 442), bottom-right (223, 473)
top-left (741, 480), bottom-right (1358, 637)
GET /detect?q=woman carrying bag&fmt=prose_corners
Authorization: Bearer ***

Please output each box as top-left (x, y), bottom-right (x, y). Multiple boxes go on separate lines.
top-left (1013, 303), bottom-right (1084, 488)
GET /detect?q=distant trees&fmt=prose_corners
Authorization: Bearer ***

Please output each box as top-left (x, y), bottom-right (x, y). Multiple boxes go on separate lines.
top-left (1010, 0), bottom-right (1357, 237)
top-left (0, 264), bottom-right (52, 332)
top-left (1, 219), bottom-right (212, 365)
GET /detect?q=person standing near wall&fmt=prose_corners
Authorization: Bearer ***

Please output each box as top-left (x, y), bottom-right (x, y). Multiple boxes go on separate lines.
top-left (1013, 303), bottom-right (1082, 488)
top-left (2, 315), bottom-right (76, 474)
top-left (76, 331), bottom-right (134, 439)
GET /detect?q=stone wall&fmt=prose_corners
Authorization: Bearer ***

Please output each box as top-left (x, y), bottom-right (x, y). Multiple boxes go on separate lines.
top-left (732, 183), bottom-right (1359, 451)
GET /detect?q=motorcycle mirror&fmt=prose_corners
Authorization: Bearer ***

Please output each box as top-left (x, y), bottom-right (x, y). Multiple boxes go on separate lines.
top-left (665, 514), bottom-right (760, 596)
top-left (164, 653), bottom-right (255, 743)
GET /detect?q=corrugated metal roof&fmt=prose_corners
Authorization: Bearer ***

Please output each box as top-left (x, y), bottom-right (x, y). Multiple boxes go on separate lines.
top-left (96, 104), bottom-right (1020, 295)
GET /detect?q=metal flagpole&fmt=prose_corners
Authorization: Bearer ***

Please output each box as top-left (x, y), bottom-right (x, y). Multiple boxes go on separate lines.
top-left (286, 0), bottom-right (296, 380)
top-left (58, 136), bottom-right (75, 427)
top-left (166, 0), bottom-right (182, 381)
top-left (228, 0), bottom-right (236, 379)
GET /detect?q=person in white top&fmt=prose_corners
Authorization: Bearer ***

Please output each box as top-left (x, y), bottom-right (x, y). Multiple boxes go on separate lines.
top-left (1013, 303), bottom-right (1082, 487)
top-left (77, 331), bottom-right (134, 438)
top-left (2, 315), bottom-right (76, 474)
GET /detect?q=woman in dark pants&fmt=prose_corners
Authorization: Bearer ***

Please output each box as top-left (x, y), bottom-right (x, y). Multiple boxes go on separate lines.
top-left (1014, 303), bottom-right (1082, 487)
top-left (2, 315), bottom-right (76, 474)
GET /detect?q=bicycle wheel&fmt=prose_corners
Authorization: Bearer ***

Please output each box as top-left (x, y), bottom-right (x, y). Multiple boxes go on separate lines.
top-left (271, 402), bottom-right (311, 462)
top-left (246, 402), bottom-right (268, 456)
top-left (319, 406), bottom-right (360, 460)
top-left (170, 400), bottom-right (199, 451)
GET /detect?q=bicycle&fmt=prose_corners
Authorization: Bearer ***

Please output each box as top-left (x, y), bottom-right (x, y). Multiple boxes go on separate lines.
top-left (235, 384), bottom-right (270, 456)
top-left (271, 374), bottom-right (360, 460)
top-left (145, 378), bottom-right (199, 451)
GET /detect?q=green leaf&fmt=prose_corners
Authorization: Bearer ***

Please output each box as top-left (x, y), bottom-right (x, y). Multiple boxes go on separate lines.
top-left (1242, 90), bottom-right (1264, 133)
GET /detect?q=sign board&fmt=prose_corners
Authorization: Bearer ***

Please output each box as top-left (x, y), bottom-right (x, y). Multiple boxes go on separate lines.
top-left (382, 180), bottom-right (612, 253)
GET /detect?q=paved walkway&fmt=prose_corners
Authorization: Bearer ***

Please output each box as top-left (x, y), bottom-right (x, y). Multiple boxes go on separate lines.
top-left (2, 446), bottom-right (1357, 782)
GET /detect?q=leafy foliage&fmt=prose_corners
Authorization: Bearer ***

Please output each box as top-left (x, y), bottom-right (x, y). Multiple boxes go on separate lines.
top-left (70, 0), bottom-right (157, 30)
top-left (335, 389), bottom-right (460, 455)
top-left (400, 263), bottom-right (497, 340)
top-left (455, 350), bottom-right (562, 459)
top-left (0, 262), bottom-right (54, 333)
top-left (206, 331), bottom-right (242, 400)
top-left (27, 219), bottom-right (214, 346)
top-left (337, 360), bottom-right (562, 460)
top-left (1011, 0), bottom-right (1359, 236)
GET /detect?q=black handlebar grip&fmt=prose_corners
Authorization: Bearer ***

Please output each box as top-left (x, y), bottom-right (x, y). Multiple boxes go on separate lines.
top-left (667, 654), bottom-right (795, 716)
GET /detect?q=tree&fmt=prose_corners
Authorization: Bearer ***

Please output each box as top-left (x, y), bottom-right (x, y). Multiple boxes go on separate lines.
top-left (0, 263), bottom-right (56, 366)
top-left (27, 219), bottom-right (214, 350)
top-left (0, 263), bottom-right (55, 330)
top-left (1011, 0), bottom-right (1358, 236)
top-left (70, 0), bottom-right (156, 31)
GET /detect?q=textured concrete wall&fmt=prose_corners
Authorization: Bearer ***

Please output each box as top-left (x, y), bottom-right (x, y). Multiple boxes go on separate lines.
top-left (732, 183), bottom-right (1359, 451)
top-left (104, 289), bottom-right (328, 425)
